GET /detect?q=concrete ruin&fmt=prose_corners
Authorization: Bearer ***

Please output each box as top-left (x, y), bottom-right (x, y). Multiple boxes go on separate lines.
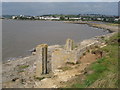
top-left (35, 38), bottom-right (104, 75)
top-left (65, 39), bottom-right (74, 51)
top-left (51, 38), bottom-right (102, 73)
top-left (35, 44), bottom-right (48, 77)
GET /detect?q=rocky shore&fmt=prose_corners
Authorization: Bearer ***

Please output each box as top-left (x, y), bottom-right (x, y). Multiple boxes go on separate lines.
top-left (2, 22), bottom-right (118, 88)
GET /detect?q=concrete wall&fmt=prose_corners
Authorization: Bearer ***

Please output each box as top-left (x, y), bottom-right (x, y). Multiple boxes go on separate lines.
top-left (35, 37), bottom-right (105, 74)
top-left (35, 44), bottom-right (48, 77)
top-left (51, 48), bottom-right (77, 73)
top-left (51, 38), bottom-right (102, 73)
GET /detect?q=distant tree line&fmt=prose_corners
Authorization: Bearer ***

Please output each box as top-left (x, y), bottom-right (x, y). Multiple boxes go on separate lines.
top-left (3, 14), bottom-right (120, 23)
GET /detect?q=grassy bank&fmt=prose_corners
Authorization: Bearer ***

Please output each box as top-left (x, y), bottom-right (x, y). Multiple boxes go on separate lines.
top-left (65, 33), bottom-right (119, 88)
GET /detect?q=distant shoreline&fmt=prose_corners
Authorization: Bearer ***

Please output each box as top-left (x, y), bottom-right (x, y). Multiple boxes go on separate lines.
top-left (65, 21), bottom-right (118, 32)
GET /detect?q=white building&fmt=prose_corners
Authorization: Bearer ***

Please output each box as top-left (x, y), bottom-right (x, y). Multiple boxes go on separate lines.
top-left (114, 18), bottom-right (119, 21)
top-left (97, 18), bottom-right (104, 21)
top-left (44, 16), bottom-right (60, 20)
top-left (26, 16), bottom-right (32, 19)
top-left (12, 16), bottom-right (17, 19)
top-left (69, 17), bottom-right (81, 20)
top-left (20, 15), bottom-right (24, 17)
top-left (39, 16), bottom-right (45, 19)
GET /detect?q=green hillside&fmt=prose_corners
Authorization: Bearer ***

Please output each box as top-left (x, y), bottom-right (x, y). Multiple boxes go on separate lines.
top-left (66, 33), bottom-right (119, 88)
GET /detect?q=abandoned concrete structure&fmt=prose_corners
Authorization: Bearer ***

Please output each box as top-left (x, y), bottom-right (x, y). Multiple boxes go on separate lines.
top-left (65, 39), bottom-right (74, 51)
top-left (35, 44), bottom-right (48, 77)
top-left (35, 38), bottom-right (104, 76)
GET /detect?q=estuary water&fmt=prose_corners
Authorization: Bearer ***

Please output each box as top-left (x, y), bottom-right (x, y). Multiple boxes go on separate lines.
top-left (2, 20), bottom-right (109, 61)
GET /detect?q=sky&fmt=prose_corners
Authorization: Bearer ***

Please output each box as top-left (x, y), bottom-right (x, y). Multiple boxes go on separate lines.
top-left (1, 0), bottom-right (120, 2)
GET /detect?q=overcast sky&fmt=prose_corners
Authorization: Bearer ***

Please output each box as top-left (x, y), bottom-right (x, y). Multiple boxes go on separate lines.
top-left (1, 0), bottom-right (120, 2)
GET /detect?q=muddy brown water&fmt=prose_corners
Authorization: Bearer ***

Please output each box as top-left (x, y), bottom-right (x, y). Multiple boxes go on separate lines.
top-left (2, 20), bottom-right (109, 61)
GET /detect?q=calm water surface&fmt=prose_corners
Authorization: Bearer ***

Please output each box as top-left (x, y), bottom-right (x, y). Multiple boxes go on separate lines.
top-left (3, 20), bottom-right (109, 61)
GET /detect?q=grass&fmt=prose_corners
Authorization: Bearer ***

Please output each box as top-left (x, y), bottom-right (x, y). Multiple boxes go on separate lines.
top-left (106, 23), bottom-right (119, 26)
top-left (71, 58), bottom-right (108, 88)
top-left (19, 65), bottom-right (29, 69)
top-left (17, 65), bottom-right (29, 73)
top-left (72, 83), bottom-right (86, 88)
top-left (91, 61), bottom-right (108, 73)
top-left (58, 66), bottom-right (72, 71)
top-left (73, 45), bottom-right (78, 49)
top-left (66, 62), bottom-right (75, 65)
top-left (67, 33), bottom-right (119, 88)
top-left (18, 70), bottom-right (24, 73)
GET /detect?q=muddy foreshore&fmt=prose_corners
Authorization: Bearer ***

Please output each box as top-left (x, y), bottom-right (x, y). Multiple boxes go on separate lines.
top-left (2, 22), bottom-right (118, 88)
top-left (65, 21), bottom-right (118, 32)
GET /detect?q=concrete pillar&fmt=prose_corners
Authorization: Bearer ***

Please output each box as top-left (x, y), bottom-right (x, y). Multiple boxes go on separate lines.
top-left (36, 44), bottom-right (48, 77)
top-left (65, 39), bottom-right (74, 51)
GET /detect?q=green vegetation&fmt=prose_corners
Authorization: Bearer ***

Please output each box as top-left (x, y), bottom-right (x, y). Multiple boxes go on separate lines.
top-left (6, 14), bottom-right (119, 23)
top-left (66, 62), bottom-right (75, 65)
top-left (83, 52), bottom-right (86, 56)
top-left (17, 65), bottom-right (29, 73)
top-left (67, 33), bottom-right (119, 88)
top-left (18, 70), bottom-right (24, 73)
top-left (19, 65), bottom-right (29, 69)
top-left (73, 43), bottom-right (78, 49)
top-left (60, 16), bottom-right (65, 20)
top-left (58, 66), bottom-right (72, 71)
top-left (74, 45), bottom-right (78, 49)
top-left (34, 77), bottom-right (45, 81)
